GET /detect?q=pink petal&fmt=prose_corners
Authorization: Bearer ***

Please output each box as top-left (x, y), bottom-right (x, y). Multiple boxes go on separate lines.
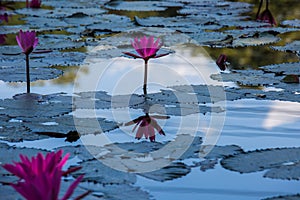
top-left (123, 51), bottom-right (142, 59)
top-left (61, 175), bottom-right (84, 200)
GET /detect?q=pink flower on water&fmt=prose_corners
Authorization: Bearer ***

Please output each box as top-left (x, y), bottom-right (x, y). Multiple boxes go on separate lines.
top-left (0, 13), bottom-right (9, 23)
top-left (130, 115), bottom-right (166, 142)
top-left (26, 0), bottom-right (42, 8)
top-left (257, 8), bottom-right (276, 26)
top-left (2, 150), bottom-right (85, 200)
top-left (216, 54), bottom-right (228, 71)
top-left (16, 30), bottom-right (39, 54)
top-left (16, 30), bottom-right (39, 55)
top-left (0, 34), bottom-right (6, 44)
top-left (123, 36), bottom-right (168, 63)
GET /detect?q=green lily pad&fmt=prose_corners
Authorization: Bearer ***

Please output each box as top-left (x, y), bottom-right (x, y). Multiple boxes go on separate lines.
top-left (221, 147), bottom-right (300, 180)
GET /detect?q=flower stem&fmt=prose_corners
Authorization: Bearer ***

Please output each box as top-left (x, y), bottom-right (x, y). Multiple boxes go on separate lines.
top-left (256, 0), bottom-right (263, 19)
top-left (25, 54), bottom-right (30, 93)
top-left (143, 60), bottom-right (148, 95)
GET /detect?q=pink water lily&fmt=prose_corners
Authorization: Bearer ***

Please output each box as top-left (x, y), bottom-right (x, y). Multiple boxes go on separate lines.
top-left (0, 34), bottom-right (6, 44)
top-left (123, 36), bottom-right (169, 94)
top-left (216, 54), bottom-right (228, 71)
top-left (0, 13), bottom-right (9, 23)
top-left (124, 36), bottom-right (168, 62)
top-left (125, 114), bottom-right (167, 142)
top-left (16, 30), bottom-right (39, 55)
top-left (257, 8), bottom-right (276, 26)
top-left (256, 0), bottom-right (276, 26)
top-left (2, 150), bottom-right (86, 200)
top-left (26, 0), bottom-right (41, 8)
top-left (16, 30), bottom-right (39, 93)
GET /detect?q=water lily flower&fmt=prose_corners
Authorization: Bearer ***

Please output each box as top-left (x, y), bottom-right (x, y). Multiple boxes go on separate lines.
top-left (125, 114), bottom-right (167, 142)
top-left (216, 54), bottom-right (228, 71)
top-left (26, 0), bottom-right (42, 8)
top-left (16, 30), bottom-right (39, 55)
top-left (16, 30), bottom-right (39, 93)
top-left (256, 0), bottom-right (276, 26)
top-left (0, 13), bottom-right (9, 23)
top-left (2, 150), bottom-right (86, 200)
top-left (123, 36), bottom-right (169, 94)
top-left (0, 34), bottom-right (6, 44)
top-left (257, 9), bottom-right (276, 26)
top-left (124, 36), bottom-right (168, 63)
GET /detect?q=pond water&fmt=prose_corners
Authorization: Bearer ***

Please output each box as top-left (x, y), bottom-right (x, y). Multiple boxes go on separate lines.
top-left (1, 0), bottom-right (300, 200)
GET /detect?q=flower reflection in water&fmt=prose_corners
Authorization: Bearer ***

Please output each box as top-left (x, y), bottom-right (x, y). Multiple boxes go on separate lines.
top-left (256, 0), bottom-right (277, 26)
top-left (124, 99), bottom-right (169, 142)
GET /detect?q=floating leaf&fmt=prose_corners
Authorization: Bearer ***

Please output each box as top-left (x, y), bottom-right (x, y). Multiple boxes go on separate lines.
top-left (138, 162), bottom-right (191, 182)
top-left (80, 182), bottom-right (151, 200)
top-left (221, 147), bottom-right (300, 179)
top-left (260, 62), bottom-right (300, 76)
top-left (104, 1), bottom-right (182, 11)
top-left (281, 19), bottom-right (300, 28)
top-left (0, 65), bottom-right (62, 82)
top-left (263, 194), bottom-right (300, 200)
top-left (271, 41), bottom-right (300, 54)
top-left (72, 159), bottom-right (137, 184)
top-left (282, 74), bottom-right (299, 84)
top-left (211, 70), bottom-right (280, 86)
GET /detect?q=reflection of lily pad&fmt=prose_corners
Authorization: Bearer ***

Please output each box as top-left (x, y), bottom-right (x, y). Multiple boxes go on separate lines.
top-left (221, 147), bottom-right (300, 180)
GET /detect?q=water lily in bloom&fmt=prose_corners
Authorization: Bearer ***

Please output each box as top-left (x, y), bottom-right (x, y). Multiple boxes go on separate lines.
top-left (256, 0), bottom-right (276, 26)
top-left (26, 0), bottom-right (42, 8)
top-left (123, 36), bottom-right (169, 94)
top-left (16, 30), bottom-right (39, 55)
top-left (216, 54), bottom-right (228, 71)
top-left (124, 36), bottom-right (168, 63)
top-left (16, 30), bottom-right (39, 93)
top-left (0, 34), bottom-right (6, 44)
top-left (0, 12), bottom-right (9, 23)
top-left (257, 9), bottom-right (276, 26)
top-left (125, 114), bottom-right (167, 142)
top-left (2, 150), bottom-right (86, 200)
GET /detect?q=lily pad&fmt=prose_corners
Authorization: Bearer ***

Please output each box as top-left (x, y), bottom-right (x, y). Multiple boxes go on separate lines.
top-left (104, 1), bottom-right (182, 12)
top-left (221, 147), bottom-right (300, 180)
top-left (0, 64), bottom-right (62, 82)
top-left (86, 14), bottom-right (135, 34)
top-left (211, 70), bottom-right (280, 86)
top-left (0, 97), bottom-right (71, 118)
top-left (138, 162), bottom-right (191, 182)
top-left (271, 41), bottom-right (300, 55)
top-left (263, 194), bottom-right (300, 200)
top-left (232, 32), bottom-right (281, 47)
top-left (80, 182), bottom-right (151, 200)
top-left (281, 19), bottom-right (300, 28)
top-left (260, 62), bottom-right (300, 76)
top-left (264, 161), bottom-right (300, 180)
top-left (72, 159), bottom-right (137, 185)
